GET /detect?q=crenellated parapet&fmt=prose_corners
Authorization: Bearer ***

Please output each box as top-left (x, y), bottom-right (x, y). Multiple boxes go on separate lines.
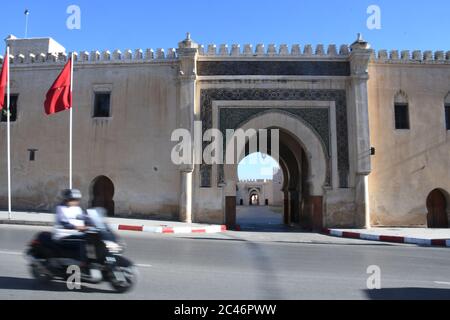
top-left (4, 43), bottom-right (450, 66)
top-left (0, 53), bottom-right (14, 64)
top-left (1, 47), bottom-right (180, 65)
top-left (239, 179), bottom-right (271, 183)
top-left (198, 43), bottom-right (351, 58)
top-left (372, 49), bottom-right (450, 64)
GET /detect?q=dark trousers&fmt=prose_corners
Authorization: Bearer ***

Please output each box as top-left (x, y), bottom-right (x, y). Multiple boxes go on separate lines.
top-left (59, 235), bottom-right (87, 262)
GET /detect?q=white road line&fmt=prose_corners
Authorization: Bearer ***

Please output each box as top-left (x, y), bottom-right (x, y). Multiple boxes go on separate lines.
top-left (0, 250), bottom-right (22, 256)
top-left (136, 264), bottom-right (152, 268)
top-left (0, 249), bottom-right (152, 269)
top-left (434, 281), bottom-right (450, 286)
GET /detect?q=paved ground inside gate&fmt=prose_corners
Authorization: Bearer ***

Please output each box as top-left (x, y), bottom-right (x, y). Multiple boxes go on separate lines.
top-left (236, 206), bottom-right (287, 232)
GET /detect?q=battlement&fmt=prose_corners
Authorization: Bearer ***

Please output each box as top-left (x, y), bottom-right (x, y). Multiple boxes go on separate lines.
top-left (0, 43), bottom-right (352, 65)
top-left (198, 43), bottom-right (350, 58)
top-left (371, 49), bottom-right (450, 64)
top-left (0, 47), bottom-right (179, 65)
top-left (3, 46), bottom-right (450, 66)
top-left (239, 179), bottom-right (272, 183)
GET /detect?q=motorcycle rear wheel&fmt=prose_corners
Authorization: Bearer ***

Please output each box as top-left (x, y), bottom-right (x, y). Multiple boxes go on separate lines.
top-left (30, 263), bottom-right (52, 283)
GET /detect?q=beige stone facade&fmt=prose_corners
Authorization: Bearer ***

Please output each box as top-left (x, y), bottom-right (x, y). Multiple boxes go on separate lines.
top-left (237, 176), bottom-right (283, 207)
top-left (368, 58), bottom-right (450, 227)
top-left (0, 34), bottom-right (449, 229)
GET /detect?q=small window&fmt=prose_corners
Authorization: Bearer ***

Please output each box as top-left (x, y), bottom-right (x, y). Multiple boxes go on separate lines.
top-left (394, 91), bottom-right (410, 130)
top-left (445, 105), bottom-right (450, 130)
top-left (93, 93), bottom-right (111, 118)
top-left (1, 95), bottom-right (18, 122)
top-left (394, 103), bottom-right (410, 130)
top-left (28, 149), bottom-right (38, 162)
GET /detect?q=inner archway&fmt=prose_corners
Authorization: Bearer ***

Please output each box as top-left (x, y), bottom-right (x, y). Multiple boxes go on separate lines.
top-left (90, 176), bottom-right (115, 217)
top-left (224, 111), bottom-right (328, 232)
top-left (248, 187), bottom-right (262, 206)
top-left (237, 153), bottom-right (283, 230)
top-left (250, 193), bottom-right (260, 206)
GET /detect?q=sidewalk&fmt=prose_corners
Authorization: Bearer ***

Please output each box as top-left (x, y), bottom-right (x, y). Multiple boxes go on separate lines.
top-left (1, 211), bottom-right (449, 247)
top-left (325, 228), bottom-right (450, 247)
top-left (0, 211), bottom-right (226, 234)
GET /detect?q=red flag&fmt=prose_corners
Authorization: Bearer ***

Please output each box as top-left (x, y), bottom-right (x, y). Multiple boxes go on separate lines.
top-left (44, 57), bottom-right (72, 115)
top-left (0, 51), bottom-right (8, 110)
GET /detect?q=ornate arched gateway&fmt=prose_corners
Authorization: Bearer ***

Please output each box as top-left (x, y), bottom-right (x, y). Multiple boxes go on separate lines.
top-left (176, 35), bottom-right (373, 230)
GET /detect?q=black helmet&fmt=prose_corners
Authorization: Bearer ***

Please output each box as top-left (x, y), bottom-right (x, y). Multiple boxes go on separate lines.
top-left (62, 189), bottom-right (82, 201)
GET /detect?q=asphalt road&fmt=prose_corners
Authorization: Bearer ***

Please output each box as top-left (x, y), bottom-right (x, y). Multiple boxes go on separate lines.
top-left (0, 225), bottom-right (449, 300)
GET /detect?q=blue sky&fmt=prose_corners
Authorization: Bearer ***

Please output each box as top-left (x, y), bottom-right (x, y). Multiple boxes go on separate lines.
top-left (238, 154), bottom-right (280, 181)
top-left (1, 0), bottom-right (450, 53)
top-left (2, 0), bottom-right (448, 180)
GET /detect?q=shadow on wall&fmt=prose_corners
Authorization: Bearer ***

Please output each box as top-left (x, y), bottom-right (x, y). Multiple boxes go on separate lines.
top-left (365, 288), bottom-right (450, 300)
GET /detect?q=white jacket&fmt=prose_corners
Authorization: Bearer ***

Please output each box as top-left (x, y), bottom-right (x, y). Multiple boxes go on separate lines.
top-left (53, 205), bottom-right (86, 240)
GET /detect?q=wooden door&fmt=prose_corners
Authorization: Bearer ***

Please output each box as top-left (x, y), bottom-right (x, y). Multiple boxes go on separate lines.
top-left (92, 176), bottom-right (115, 217)
top-left (427, 190), bottom-right (448, 228)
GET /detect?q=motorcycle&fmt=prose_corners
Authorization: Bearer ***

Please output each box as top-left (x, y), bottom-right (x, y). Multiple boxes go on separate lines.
top-left (25, 208), bottom-right (138, 293)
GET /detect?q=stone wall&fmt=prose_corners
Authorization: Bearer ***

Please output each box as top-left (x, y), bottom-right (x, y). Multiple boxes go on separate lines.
top-left (237, 179), bottom-right (278, 206)
top-left (368, 59), bottom-right (450, 226)
top-left (3, 35), bottom-right (448, 228)
top-left (0, 50), bottom-right (181, 218)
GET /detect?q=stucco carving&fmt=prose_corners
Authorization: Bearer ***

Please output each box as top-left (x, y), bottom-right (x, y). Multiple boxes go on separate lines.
top-left (200, 89), bottom-right (349, 188)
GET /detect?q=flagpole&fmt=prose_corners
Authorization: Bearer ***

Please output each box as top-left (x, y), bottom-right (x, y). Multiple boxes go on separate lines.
top-left (24, 10), bottom-right (30, 38)
top-left (6, 46), bottom-right (11, 220)
top-left (69, 52), bottom-right (74, 189)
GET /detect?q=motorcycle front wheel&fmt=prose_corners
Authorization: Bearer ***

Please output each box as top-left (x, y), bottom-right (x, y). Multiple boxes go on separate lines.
top-left (108, 266), bottom-right (138, 293)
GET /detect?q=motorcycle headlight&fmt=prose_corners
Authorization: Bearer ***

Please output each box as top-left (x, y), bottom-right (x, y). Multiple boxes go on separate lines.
top-left (103, 241), bottom-right (123, 254)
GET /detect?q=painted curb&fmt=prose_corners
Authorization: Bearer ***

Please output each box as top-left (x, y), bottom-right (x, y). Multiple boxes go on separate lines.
top-left (0, 220), bottom-right (53, 227)
top-left (110, 224), bottom-right (227, 234)
top-left (324, 229), bottom-right (450, 248)
top-left (0, 219), bottom-right (227, 234)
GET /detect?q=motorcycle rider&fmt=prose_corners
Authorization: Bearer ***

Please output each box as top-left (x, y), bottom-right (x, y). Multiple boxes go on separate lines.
top-left (27, 191), bottom-right (137, 292)
top-left (53, 189), bottom-right (89, 264)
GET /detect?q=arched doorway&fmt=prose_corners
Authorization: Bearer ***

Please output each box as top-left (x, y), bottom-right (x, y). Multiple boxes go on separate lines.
top-left (249, 191), bottom-right (260, 206)
top-left (427, 189), bottom-right (448, 228)
top-left (237, 153), bottom-right (284, 230)
top-left (90, 176), bottom-right (115, 217)
top-left (224, 112), bottom-right (328, 231)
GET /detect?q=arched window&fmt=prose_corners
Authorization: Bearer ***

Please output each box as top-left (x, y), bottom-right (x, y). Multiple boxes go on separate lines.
top-left (445, 93), bottom-right (450, 131)
top-left (394, 91), bottom-right (410, 130)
